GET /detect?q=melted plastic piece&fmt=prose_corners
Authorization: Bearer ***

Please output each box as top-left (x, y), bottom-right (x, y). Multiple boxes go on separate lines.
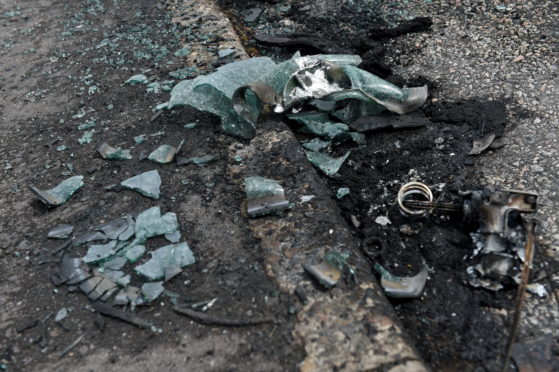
top-left (30, 176), bottom-right (84, 207)
top-left (120, 170), bottom-right (161, 199)
top-left (141, 282), bottom-right (165, 301)
top-left (305, 151), bottom-right (350, 176)
top-left (336, 188), bottom-right (350, 199)
top-left (148, 145), bottom-right (177, 164)
top-left (82, 241), bottom-right (118, 263)
top-left (135, 242), bottom-right (195, 281)
top-left (48, 224), bottom-right (74, 239)
top-left (95, 142), bottom-right (132, 160)
top-left (289, 112), bottom-right (349, 139)
top-left (134, 207), bottom-right (179, 241)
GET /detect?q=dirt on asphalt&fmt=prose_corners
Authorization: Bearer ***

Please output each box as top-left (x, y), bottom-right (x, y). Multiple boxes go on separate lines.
top-left (0, 1), bottom-right (302, 371)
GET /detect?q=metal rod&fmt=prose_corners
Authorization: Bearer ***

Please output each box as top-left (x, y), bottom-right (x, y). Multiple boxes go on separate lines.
top-left (500, 218), bottom-right (536, 372)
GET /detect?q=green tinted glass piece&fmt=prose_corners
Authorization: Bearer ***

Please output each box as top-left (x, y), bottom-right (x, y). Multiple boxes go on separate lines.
top-left (120, 170), bottom-right (161, 199)
top-left (30, 175), bottom-right (84, 207)
top-left (305, 151), bottom-right (350, 176)
top-left (134, 207), bottom-right (179, 241)
top-left (135, 242), bottom-right (195, 281)
top-left (244, 176), bottom-right (284, 199)
top-left (336, 187), bottom-right (350, 199)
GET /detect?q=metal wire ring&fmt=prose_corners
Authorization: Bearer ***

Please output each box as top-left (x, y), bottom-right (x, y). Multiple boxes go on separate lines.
top-left (397, 182), bottom-right (434, 215)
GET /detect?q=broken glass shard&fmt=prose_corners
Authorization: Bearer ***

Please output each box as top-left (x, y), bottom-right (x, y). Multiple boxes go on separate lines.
top-left (133, 135), bottom-right (146, 144)
top-left (54, 308), bottom-right (69, 323)
top-left (100, 286), bottom-right (120, 302)
top-left (336, 188), bottom-right (350, 199)
top-left (141, 282), bottom-right (165, 301)
top-left (79, 276), bottom-right (103, 295)
top-left (469, 133), bottom-right (496, 155)
top-left (174, 47), bottom-right (191, 57)
top-left (120, 170), bottom-right (161, 199)
top-left (95, 142), bottom-right (132, 160)
top-left (244, 176), bottom-right (289, 217)
top-left (164, 231), bottom-right (181, 243)
top-left (124, 244), bottom-right (146, 263)
top-left (135, 242), bottom-right (195, 281)
top-left (169, 67), bottom-right (196, 80)
top-left (88, 277), bottom-right (117, 301)
top-left (176, 154), bottom-right (216, 166)
top-left (289, 112), bottom-right (349, 139)
top-left (78, 129), bottom-right (95, 145)
top-left (54, 258), bottom-right (91, 286)
top-left (218, 48), bottom-right (236, 59)
top-left (100, 256), bottom-right (127, 270)
top-left (375, 264), bottom-right (428, 298)
top-left (95, 218), bottom-right (128, 240)
top-left (148, 144), bottom-right (177, 164)
top-left (82, 241), bottom-right (118, 263)
top-left (113, 289), bottom-right (129, 306)
top-left (73, 231), bottom-right (106, 246)
top-left (164, 266), bottom-right (182, 281)
top-left (325, 250), bottom-right (351, 272)
top-left (166, 53), bottom-right (426, 140)
top-left (134, 207), bottom-right (179, 241)
top-left (30, 175), bottom-right (84, 207)
top-left (244, 176), bottom-right (284, 199)
top-left (125, 74), bottom-right (147, 85)
top-left (305, 151), bottom-right (350, 176)
top-left (305, 261), bottom-right (341, 288)
top-left (97, 269), bottom-right (125, 283)
top-left (302, 138), bottom-right (330, 152)
top-left (48, 224), bottom-right (74, 239)
top-left (309, 99), bottom-right (337, 112)
top-left (333, 132), bottom-right (367, 147)
top-left (116, 274), bottom-right (131, 287)
top-left (118, 216), bottom-right (135, 241)
top-left (247, 194), bottom-right (290, 218)
top-left (244, 8), bottom-right (263, 23)
top-left (168, 57), bottom-right (277, 139)
top-left (183, 123), bottom-right (197, 130)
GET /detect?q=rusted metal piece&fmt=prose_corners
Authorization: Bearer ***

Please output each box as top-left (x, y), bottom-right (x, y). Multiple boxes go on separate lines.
top-left (501, 218), bottom-right (536, 372)
top-left (476, 190), bottom-right (537, 234)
